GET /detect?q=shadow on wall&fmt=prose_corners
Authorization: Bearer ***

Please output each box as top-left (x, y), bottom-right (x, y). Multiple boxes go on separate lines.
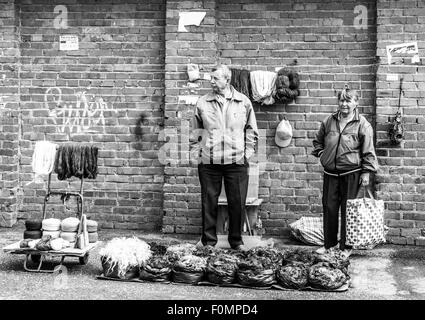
top-left (134, 113), bottom-right (147, 151)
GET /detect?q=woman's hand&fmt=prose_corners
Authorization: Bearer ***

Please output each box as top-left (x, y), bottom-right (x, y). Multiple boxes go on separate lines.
top-left (360, 172), bottom-right (370, 186)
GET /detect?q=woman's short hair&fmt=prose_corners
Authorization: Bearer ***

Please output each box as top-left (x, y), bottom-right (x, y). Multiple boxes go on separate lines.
top-left (338, 84), bottom-right (359, 102)
top-left (212, 64), bottom-right (231, 81)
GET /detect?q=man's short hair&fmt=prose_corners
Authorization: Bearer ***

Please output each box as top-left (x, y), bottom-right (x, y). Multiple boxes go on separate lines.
top-left (211, 64), bottom-right (231, 81)
top-left (338, 84), bottom-right (359, 102)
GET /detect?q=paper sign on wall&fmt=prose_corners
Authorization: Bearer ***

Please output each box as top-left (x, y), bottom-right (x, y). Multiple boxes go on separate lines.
top-left (386, 41), bottom-right (418, 64)
top-left (178, 12), bottom-right (206, 32)
top-left (59, 35), bottom-right (79, 50)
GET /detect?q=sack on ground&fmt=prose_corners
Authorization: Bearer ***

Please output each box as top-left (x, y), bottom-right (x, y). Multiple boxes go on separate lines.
top-left (289, 217), bottom-right (324, 246)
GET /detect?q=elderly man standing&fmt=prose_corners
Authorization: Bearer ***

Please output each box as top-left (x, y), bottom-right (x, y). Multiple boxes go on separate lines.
top-left (190, 64), bottom-right (258, 250)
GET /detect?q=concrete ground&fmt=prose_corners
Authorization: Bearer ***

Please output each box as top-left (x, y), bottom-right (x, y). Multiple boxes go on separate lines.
top-left (1, 225), bottom-right (425, 301)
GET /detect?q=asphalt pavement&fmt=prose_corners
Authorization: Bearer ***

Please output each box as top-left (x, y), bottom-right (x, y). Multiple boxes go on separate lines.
top-left (1, 225), bottom-right (425, 301)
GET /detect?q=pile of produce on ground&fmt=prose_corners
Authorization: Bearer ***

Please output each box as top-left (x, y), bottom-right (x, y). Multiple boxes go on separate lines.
top-left (99, 237), bottom-right (151, 279)
top-left (172, 255), bottom-right (207, 284)
top-left (99, 239), bottom-right (351, 291)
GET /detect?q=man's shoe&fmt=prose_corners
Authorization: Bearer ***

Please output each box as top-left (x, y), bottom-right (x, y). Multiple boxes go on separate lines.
top-left (234, 245), bottom-right (247, 251)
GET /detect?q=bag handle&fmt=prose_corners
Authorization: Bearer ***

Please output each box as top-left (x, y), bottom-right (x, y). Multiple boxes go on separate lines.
top-left (355, 186), bottom-right (374, 199)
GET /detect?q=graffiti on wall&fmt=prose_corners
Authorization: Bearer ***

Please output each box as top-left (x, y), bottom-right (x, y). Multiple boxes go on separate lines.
top-left (44, 87), bottom-right (116, 134)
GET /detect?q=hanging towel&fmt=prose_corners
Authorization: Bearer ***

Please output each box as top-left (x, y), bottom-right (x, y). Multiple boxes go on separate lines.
top-left (30, 141), bottom-right (58, 184)
top-left (250, 70), bottom-right (277, 105)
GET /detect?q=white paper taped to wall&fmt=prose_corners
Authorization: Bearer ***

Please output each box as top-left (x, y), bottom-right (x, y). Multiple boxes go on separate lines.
top-left (178, 12), bottom-right (206, 32)
top-left (386, 42), bottom-right (418, 64)
top-left (178, 95), bottom-right (199, 105)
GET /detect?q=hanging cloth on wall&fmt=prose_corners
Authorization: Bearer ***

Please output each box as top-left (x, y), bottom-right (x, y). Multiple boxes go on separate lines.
top-left (54, 144), bottom-right (99, 180)
top-left (31, 141), bottom-right (58, 184)
top-left (230, 68), bottom-right (251, 99)
top-left (250, 70), bottom-right (277, 105)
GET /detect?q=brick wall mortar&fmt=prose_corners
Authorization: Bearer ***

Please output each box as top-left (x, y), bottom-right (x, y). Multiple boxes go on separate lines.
top-left (14, 0), bottom-right (166, 230)
top-left (0, 0), bottom-right (19, 227)
top-left (375, 0), bottom-right (425, 245)
top-left (162, 0), bottom-right (217, 234)
top-left (162, 0), bottom-right (378, 237)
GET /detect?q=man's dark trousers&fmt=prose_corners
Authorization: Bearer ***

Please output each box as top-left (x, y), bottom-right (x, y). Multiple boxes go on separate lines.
top-left (322, 171), bottom-right (361, 250)
top-left (198, 161), bottom-right (249, 248)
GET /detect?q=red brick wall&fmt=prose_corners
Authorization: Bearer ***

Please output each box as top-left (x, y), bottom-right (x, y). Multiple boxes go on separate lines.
top-left (162, 0), bottom-right (216, 234)
top-left (0, 0), bottom-right (20, 227)
top-left (2, 0), bottom-right (425, 246)
top-left (16, 0), bottom-right (165, 230)
top-left (375, 0), bottom-right (425, 245)
top-left (161, 0), bottom-right (378, 237)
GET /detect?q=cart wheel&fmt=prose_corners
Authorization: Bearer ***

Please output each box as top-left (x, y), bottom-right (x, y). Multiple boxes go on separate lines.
top-left (79, 253), bottom-right (89, 265)
top-left (30, 254), bottom-right (41, 263)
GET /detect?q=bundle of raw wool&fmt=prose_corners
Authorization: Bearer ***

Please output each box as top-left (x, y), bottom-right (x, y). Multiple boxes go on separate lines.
top-left (275, 68), bottom-right (300, 104)
top-left (99, 237), bottom-right (152, 279)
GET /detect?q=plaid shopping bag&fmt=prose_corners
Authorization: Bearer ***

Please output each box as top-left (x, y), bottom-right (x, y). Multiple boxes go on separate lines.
top-left (346, 187), bottom-right (387, 249)
top-left (289, 216), bottom-right (324, 246)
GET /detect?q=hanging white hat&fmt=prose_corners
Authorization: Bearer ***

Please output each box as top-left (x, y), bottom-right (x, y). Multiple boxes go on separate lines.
top-left (275, 118), bottom-right (293, 148)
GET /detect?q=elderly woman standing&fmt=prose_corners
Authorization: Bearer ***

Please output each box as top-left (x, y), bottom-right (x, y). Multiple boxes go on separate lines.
top-left (312, 85), bottom-right (379, 256)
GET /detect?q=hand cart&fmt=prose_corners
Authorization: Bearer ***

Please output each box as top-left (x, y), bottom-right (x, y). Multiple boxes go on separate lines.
top-left (2, 242), bottom-right (98, 273)
top-left (3, 170), bottom-right (99, 273)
